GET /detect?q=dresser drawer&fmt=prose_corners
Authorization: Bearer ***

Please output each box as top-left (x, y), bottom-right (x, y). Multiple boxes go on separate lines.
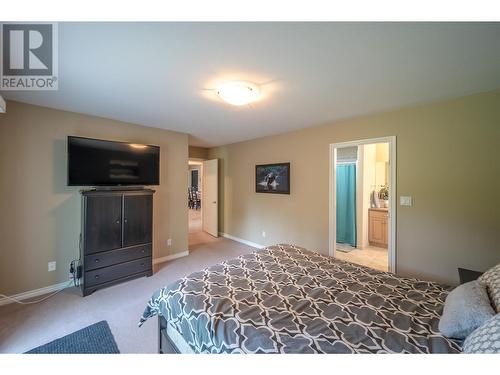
top-left (84, 244), bottom-right (151, 271)
top-left (85, 257), bottom-right (152, 287)
top-left (368, 209), bottom-right (388, 220)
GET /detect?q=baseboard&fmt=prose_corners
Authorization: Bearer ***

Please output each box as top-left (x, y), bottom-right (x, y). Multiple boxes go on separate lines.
top-left (0, 252), bottom-right (189, 306)
top-left (0, 281), bottom-right (72, 307)
top-left (219, 232), bottom-right (266, 249)
top-left (153, 250), bottom-right (189, 265)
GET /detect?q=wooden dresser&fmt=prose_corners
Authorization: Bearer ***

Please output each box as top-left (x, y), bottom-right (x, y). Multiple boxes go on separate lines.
top-left (368, 207), bottom-right (388, 248)
top-left (80, 189), bottom-right (154, 296)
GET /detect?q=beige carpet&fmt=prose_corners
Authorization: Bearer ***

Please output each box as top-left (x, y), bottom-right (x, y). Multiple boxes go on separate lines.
top-left (0, 232), bottom-right (255, 354)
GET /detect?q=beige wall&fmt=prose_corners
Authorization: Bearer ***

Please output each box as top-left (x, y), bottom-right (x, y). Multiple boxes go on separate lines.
top-left (189, 146), bottom-right (209, 160)
top-left (375, 143), bottom-right (389, 188)
top-left (376, 143), bottom-right (389, 163)
top-left (209, 90), bottom-right (500, 285)
top-left (0, 101), bottom-right (189, 296)
top-left (362, 144), bottom-right (377, 194)
top-left (361, 144), bottom-right (377, 249)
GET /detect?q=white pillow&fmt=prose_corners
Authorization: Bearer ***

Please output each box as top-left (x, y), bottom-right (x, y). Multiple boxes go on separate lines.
top-left (462, 313), bottom-right (500, 353)
top-left (478, 263), bottom-right (500, 313)
top-left (438, 280), bottom-right (495, 339)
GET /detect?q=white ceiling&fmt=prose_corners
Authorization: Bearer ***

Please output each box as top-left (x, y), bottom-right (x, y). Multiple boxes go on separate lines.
top-left (3, 22), bottom-right (500, 147)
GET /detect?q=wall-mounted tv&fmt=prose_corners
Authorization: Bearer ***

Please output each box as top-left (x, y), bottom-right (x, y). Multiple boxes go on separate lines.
top-left (67, 136), bottom-right (160, 186)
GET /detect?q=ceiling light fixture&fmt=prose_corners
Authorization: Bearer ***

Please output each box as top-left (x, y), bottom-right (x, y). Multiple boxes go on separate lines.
top-left (130, 143), bottom-right (147, 149)
top-left (216, 81), bottom-right (260, 106)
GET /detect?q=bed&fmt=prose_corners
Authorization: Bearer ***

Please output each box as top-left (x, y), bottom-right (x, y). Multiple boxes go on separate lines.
top-left (139, 244), bottom-right (462, 353)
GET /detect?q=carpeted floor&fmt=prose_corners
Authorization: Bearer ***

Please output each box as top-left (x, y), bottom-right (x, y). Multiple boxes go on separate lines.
top-left (0, 232), bottom-right (256, 354)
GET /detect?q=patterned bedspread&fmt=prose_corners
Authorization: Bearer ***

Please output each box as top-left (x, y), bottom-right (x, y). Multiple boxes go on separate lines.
top-left (139, 244), bottom-right (461, 353)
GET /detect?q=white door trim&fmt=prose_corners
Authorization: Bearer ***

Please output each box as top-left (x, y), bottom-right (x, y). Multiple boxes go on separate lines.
top-left (329, 136), bottom-right (397, 273)
top-left (219, 232), bottom-right (266, 249)
top-left (202, 159), bottom-right (219, 237)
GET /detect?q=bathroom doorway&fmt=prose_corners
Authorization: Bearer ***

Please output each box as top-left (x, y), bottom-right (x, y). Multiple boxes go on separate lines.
top-left (329, 137), bottom-right (396, 273)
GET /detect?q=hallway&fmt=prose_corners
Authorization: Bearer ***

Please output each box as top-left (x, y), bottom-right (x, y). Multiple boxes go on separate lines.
top-left (189, 209), bottom-right (202, 233)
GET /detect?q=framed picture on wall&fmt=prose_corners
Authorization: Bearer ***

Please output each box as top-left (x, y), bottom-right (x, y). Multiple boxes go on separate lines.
top-left (255, 162), bottom-right (290, 194)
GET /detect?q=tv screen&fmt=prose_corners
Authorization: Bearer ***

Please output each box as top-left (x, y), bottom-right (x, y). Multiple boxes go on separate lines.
top-left (67, 136), bottom-right (160, 186)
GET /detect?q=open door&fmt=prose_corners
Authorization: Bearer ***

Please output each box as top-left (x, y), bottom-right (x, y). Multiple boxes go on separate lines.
top-left (202, 159), bottom-right (218, 237)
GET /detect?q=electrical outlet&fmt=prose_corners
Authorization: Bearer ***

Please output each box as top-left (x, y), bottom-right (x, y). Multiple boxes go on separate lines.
top-left (262, 231), bottom-right (266, 238)
top-left (48, 261), bottom-right (56, 272)
top-left (167, 239), bottom-right (172, 246)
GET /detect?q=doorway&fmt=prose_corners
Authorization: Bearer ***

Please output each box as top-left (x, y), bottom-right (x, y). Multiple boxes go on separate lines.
top-left (329, 137), bottom-right (396, 273)
top-left (188, 158), bottom-right (219, 250)
top-left (188, 160), bottom-right (203, 234)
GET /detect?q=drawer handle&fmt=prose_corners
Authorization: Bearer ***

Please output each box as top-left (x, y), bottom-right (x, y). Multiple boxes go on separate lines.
top-left (140, 263), bottom-right (145, 267)
top-left (94, 275), bottom-right (100, 279)
top-left (124, 219), bottom-right (128, 223)
top-left (141, 249), bottom-right (145, 253)
top-left (94, 259), bottom-right (100, 263)
top-left (115, 220), bottom-right (120, 224)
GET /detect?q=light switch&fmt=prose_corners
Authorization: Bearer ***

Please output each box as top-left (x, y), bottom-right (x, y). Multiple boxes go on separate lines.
top-left (400, 196), bottom-right (413, 206)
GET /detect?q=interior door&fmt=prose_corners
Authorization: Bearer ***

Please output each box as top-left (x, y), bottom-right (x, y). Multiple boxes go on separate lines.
top-left (202, 159), bottom-right (218, 237)
top-left (85, 195), bottom-right (122, 253)
top-left (123, 194), bottom-right (152, 247)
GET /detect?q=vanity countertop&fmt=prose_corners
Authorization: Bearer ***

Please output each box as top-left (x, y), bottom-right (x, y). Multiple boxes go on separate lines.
top-left (369, 207), bottom-right (389, 211)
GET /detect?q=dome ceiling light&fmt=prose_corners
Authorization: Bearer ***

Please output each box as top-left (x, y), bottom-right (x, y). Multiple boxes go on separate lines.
top-left (216, 81), bottom-right (260, 106)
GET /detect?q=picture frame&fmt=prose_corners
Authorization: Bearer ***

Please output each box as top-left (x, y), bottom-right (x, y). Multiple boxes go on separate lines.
top-left (255, 162), bottom-right (290, 194)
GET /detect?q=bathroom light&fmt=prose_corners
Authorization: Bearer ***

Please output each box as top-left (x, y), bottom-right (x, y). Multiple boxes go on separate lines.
top-left (0, 96), bottom-right (6, 113)
top-left (216, 81), bottom-right (260, 106)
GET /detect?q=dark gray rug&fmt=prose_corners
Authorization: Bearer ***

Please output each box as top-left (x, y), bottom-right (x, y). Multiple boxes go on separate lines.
top-left (25, 320), bottom-right (120, 354)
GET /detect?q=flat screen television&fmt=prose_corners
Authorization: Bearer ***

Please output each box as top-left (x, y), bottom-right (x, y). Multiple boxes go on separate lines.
top-left (67, 136), bottom-right (160, 186)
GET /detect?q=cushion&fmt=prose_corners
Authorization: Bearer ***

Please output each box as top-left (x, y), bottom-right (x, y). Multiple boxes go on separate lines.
top-left (438, 280), bottom-right (495, 339)
top-left (478, 263), bottom-right (500, 312)
top-left (462, 313), bottom-right (500, 353)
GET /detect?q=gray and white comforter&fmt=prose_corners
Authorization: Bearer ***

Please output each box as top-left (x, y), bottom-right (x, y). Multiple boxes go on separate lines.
top-left (139, 244), bottom-right (461, 353)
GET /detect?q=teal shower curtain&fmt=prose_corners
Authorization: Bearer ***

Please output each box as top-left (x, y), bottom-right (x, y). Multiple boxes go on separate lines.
top-left (336, 163), bottom-right (357, 247)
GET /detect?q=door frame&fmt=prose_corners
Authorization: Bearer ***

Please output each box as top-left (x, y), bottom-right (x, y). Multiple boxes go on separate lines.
top-left (328, 136), bottom-right (397, 273)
